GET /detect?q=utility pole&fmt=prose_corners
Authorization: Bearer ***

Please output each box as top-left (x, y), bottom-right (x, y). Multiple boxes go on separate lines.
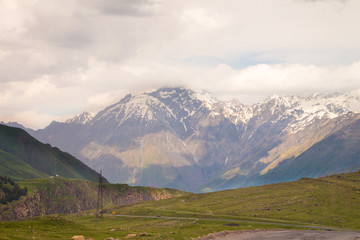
top-left (54, 158), bottom-right (57, 176)
top-left (96, 170), bottom-right (103, 218)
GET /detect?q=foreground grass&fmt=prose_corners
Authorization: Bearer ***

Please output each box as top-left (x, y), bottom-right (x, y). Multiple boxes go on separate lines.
top-left (0, 214), bottom-right (308, 240)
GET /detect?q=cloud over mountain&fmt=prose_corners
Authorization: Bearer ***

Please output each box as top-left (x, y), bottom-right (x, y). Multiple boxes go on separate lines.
top-left (0, 0), bottom-right (360, 129)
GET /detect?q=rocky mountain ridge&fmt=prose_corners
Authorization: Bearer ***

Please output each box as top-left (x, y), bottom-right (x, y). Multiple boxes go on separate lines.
top-left (6, 88), bottom-right (360, 192)
top-left (66, 89), bottom-right (360, 130)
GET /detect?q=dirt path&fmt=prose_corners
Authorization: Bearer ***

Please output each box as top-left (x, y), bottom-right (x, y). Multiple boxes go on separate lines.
top-left (195, 230), bottom-right (360, 240)
top-left (110, 214), bottom-right (344, 231)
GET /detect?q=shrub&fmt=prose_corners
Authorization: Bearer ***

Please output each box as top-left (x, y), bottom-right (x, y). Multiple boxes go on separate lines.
top-left (0, 176), bottom-right (27, 204)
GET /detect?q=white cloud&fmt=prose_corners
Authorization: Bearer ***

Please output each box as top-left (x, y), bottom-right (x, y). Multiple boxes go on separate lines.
top-left (0, 0), bottom-right (360, 128)
top-left (0, 110), bottom-right (70, 130)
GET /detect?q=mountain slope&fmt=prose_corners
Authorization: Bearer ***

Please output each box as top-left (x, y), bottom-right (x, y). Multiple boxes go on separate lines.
top-left (261, 117), bottom-right (360, 183)
top-left (24, 88), bottom-right (360, 192)
top-left (203, 112), bottom-right (360, 191)
top-left (0, 124), bottom-right (105, 182)
top-left (0, 150), bottom-right (47, 181)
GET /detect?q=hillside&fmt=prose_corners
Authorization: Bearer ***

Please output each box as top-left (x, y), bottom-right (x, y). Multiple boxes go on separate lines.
top-left (203, 114), bottom-right (360, 191)
top-left (1, 172), bottom-right (359, 240)
top-left (0, 124), bottom-right (104, 182)
top-left (0, 177), bottom-right (186, 221)
top-left (112, 171), bottom-right (360, 231)
top-left (25, 88), bottom-right (360, 192)
top-left (260, 118), bottom-right (360, 184)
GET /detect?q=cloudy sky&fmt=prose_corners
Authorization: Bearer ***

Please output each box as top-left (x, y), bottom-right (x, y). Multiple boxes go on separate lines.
top-left (1, 0), bottom-right (360, 129)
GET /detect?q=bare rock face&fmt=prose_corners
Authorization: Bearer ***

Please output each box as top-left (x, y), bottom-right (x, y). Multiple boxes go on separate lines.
top-left (0, 178), bottom-right (186, 221)
top-left (13, 192), bottom-right (44, 219)
top-left (125, 234), bottom-right (136, 238)
top-left (71, 236), bottom-right (85, 240)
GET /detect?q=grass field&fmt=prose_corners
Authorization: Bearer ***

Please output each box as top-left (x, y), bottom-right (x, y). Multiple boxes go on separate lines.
top-left (111, 172), bottom-right (360, 231)
top-left (1, 171), bottom-right (360, 239)
top-left (0, 214), bottom-right (309, 240)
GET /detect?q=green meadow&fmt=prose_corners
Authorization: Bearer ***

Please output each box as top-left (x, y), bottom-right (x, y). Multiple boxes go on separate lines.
top-left (1, 171), bottom-right (360, 239)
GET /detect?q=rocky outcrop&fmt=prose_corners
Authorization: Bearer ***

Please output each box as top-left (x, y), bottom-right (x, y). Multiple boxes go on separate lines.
top-left (0, 178), bottom-right (186, 221)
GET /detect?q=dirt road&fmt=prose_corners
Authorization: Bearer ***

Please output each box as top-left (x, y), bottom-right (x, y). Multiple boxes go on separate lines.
top-left (196, 230), bottom-right (360, 240)
top-left (109, 214), bottom-right (360, 239)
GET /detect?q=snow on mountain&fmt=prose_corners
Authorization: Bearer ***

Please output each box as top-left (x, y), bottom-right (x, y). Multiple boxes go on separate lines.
top-left (149, 88), bottom-right (204, 119)
top-left (63, 88), bottom-right (360, 135)
top-left (276, 92), bottom-right (360, 134)
top-left (223, 101), bottom-right (254, 125)
top-left (90, 88), bottom-right (204, 133)
top-left (339, 89), bottom-right (360, 111)
top-left (194, 89), bottom-right (219, 109)
top-left (92, 94), bottom-right (170, 125)
top-left (65, 112), bottom-right (93, 124)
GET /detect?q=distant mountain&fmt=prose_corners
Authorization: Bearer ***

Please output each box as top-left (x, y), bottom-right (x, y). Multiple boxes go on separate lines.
top-left (0, 121), bottom-right (31, 132)
top-left (261, 117), bottom-right (360, 183)
top-left (65, 111), bottom-right (93, 124)
top-left (0, 124), bottom-right (106, 182)
top-left (14, 88), bottom-right (360, 192)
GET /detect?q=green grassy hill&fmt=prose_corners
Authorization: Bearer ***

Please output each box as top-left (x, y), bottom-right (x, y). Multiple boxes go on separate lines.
top-left (0, 150), bottom-right (47, 181)
top-left (111, 171), bottom-right (360, 231)
top-left (0, 124), bottom-right (104, 182)
top-left (1, 172), bottom-right (360, 240)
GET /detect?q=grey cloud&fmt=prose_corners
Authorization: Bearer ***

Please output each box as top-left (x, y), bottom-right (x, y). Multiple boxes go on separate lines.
top-left (1, 0), bottom-right (360, 129)
top-left (90, 0), bottom-right (157, 17)
top-left (297, 0), bottom-right (350, 3)
top-left (23, 2), bottom-right (95, 49)
top-left (0, 0), bottom-right (151, 82)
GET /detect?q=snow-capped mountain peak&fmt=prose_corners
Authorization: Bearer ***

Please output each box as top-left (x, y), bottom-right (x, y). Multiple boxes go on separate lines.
top-left (66, 112), bottom-right (93, 124)
top-left (274, 91), bottom-right (360, 134)
top-left (194, 89), bottom-right (219, 109)
top-left (62, 88), bottom-right (360, 137)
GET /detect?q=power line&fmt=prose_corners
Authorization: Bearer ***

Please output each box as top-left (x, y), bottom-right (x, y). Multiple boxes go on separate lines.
top-left (96, 170), bottom-right (103, 218)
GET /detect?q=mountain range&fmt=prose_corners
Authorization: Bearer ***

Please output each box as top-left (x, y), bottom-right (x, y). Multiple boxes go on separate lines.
top-left (4, 88), bottom-right (360, 192)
